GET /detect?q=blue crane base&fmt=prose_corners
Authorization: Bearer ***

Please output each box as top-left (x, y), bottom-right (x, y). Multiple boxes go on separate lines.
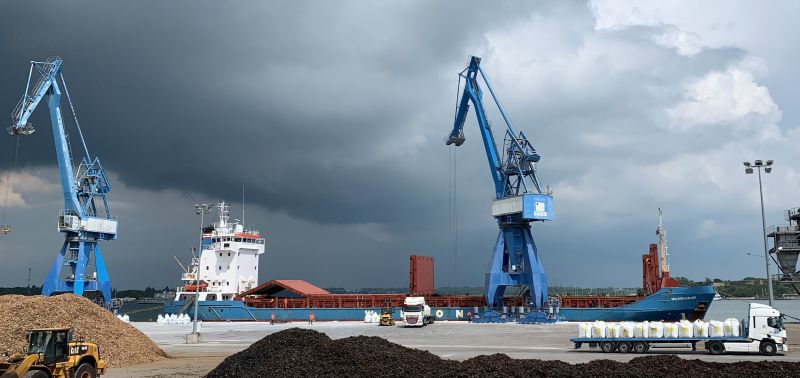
top-left (42, 238), bottom-right (111, 305)
top-left (485, 222), bottom-right (548, 309)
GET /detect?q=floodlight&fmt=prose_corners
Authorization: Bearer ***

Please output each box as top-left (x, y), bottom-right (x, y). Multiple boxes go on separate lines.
top-left (745, 167), bottom-right (754, 174)
top-left (765, 167), bottom-right (772, 173)
top-left (743, 162), bottom-right (751, 167)
top-left (754, 159), bottom-right (763, 166)
top-left (766, 160), bottom-right (773, 166)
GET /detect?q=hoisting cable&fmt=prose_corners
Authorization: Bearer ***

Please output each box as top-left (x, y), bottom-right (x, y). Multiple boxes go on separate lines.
top-left (448, 144), bottom-right (453, 288)
top-left (453, 145), bottom-right (459, 288)
top-left (450, 72), bottom-right (463, 289)
top-left (1, 136), bottom-right (22, 234)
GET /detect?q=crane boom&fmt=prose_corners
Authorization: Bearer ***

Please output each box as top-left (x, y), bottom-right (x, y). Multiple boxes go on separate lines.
top-left (8, 57), bottom-right (116, 305)
top-left (446, 56), bottom-right (553, 308)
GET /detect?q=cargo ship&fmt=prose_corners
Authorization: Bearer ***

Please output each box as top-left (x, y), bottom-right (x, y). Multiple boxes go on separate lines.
top-left (165, 204), bottom-right (714, 322)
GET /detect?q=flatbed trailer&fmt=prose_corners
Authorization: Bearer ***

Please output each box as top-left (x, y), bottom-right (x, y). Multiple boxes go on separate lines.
top-left (570, 303), bottom-right (788, 356)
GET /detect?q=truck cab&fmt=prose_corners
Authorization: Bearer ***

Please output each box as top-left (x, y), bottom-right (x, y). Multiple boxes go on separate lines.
top-left (717, 303), bottom-right (788, 355)
top-left (401, 297), bottom-right (434, 327)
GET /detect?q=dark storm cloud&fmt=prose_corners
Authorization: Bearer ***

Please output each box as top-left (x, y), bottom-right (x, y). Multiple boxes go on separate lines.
top-left (0, 0), bottom-right (546, 227)
top-left (2, 0), bottom-right (798, 290)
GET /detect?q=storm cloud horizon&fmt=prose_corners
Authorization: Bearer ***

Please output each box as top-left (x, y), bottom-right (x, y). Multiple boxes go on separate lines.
top-left (1, 0), bottom-right (798, 291)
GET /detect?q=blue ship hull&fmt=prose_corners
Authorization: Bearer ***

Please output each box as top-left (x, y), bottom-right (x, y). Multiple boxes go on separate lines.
top-left (164, 301), bottom-right (477, 321)
top-left (165, 286), bottom-right (714, 322)
top-left (559, 286), bottom-right (716, 322)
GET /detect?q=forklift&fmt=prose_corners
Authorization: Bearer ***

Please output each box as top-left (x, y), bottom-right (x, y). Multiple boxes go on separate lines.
top-left (0, 328), bottom-right (105, 378)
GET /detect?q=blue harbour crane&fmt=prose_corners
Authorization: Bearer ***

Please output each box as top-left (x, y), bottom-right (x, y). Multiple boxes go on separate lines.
top-left (447, 56), bottom-right (553, 308)
top-left (8, 57), bottom-right (117, 305)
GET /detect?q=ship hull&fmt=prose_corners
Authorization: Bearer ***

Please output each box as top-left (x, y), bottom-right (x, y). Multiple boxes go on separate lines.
top-left (164, 301), bottom-right (476, 321)
top-left (165, 286), bottom-right (715, 322)
top-left (560, 286), bottom-right (715, 322)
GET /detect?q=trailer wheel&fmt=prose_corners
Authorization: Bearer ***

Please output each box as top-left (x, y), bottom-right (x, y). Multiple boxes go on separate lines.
top-left (760, 341), bottom-right (777, 356)
top-left (600, 341), bottom-right (615, 353)
top-left (617, 342), bottom-right (632, 353)
top-left (632, 342), bottom-right (648, 354)
top-left (706, 341), bottom-right (724, 355)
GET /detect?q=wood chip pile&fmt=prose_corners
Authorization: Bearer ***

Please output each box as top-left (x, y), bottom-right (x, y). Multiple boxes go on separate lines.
top-left (0, 294), bottom-right (168, 367)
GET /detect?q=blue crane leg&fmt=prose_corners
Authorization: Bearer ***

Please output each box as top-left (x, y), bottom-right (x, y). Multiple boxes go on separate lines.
top-left (93, 243), bottom-right (112, 303)
top-left (485, 223), bottom-right (548, 309)
top-left (72, 241), bottom-right (88, 296)
top-left (42, 242), bottom-right (67, 297)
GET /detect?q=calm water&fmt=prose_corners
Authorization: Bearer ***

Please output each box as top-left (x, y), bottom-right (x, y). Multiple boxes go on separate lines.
top-left (706, 299), bottom-right (800, 322)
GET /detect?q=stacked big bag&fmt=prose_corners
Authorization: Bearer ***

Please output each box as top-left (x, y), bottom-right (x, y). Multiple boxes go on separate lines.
top-left (157, 313), bottom-right (193, 325)
top-left (577, 318), bottom-right (740, 338)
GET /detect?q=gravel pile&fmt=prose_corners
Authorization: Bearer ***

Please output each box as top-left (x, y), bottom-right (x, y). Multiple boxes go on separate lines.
top-left (0, 294), bottom-right (168, 367)
top-left (206, 328), bottom-right (800, 378)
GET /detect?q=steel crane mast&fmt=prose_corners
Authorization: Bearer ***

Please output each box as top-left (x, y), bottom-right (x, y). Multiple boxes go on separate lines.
top-left (446, 56), bottom-right (553, 308)
top-left (8, 57), bottom-right (116, 305)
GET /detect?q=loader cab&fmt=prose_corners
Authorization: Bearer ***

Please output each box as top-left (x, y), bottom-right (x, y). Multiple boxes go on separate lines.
top-left (27, 328), bottom-right (71, 365)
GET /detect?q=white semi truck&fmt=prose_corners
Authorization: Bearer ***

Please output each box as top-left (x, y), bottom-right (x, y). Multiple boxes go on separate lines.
top-left (570, 303), bottom-right (788, 356)
top-left (401, 297), bottom-right (435, 327)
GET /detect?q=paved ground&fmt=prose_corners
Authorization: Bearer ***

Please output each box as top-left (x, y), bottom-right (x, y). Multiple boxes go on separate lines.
top-left (105, 321), bottom-right (800, 377)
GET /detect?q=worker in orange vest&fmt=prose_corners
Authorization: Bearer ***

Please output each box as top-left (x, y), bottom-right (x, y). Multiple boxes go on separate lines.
top-left (308, 312), bottom-right (315, 325)
top-left (270, 312), bottom-right (276, 325)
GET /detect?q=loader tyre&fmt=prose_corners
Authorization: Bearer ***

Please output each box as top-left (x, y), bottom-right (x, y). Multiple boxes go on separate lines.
top-left (760, 341), bottom-right (777, 356)
top-left (23, 370), bottom-right (49, 378)
top-left (74, 363), bottom-right (97, 378)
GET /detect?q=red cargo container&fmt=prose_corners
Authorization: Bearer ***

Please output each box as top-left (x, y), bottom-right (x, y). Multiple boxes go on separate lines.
top-left (409, 255), bottom-right (434, 296)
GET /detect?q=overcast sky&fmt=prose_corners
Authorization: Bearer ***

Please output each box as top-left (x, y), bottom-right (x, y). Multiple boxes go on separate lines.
top-left (0, 0), bottom-right (798, 291)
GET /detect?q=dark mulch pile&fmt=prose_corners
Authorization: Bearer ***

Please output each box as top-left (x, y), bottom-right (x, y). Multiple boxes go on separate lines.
top-left (206, 328), bottom-right (800, 377)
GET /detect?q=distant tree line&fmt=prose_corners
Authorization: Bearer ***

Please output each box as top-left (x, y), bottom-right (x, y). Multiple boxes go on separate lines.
top-left (0, 285), bottom-right (41, 295)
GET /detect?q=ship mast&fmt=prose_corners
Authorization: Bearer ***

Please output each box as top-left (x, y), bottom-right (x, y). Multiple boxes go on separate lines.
top-left (656, 208), bottom-right (670, 274)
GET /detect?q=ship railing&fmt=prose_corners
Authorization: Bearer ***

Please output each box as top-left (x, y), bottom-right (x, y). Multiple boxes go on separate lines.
top-left (242, 294), bottom-right (489, 309)
top-left (767, 224), bottom-right (800, 235)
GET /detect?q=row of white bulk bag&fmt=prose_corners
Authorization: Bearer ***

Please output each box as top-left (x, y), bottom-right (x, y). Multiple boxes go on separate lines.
top-left (157, 313), bottom-right (192, 325)
top-left (577, 318), bottom-right (741, 339)
top-left (364, 310), bottom-right (381, 323)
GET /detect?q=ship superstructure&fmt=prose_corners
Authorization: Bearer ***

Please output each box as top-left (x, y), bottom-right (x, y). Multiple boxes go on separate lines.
top-left (175, 202), bottom-right (265, 302)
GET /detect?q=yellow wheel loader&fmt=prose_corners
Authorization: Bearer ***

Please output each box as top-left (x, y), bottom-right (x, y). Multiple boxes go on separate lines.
top-left (0, 328), bottom-right (106, 378)
top-left (379, 307), bottom-right (395, 326)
